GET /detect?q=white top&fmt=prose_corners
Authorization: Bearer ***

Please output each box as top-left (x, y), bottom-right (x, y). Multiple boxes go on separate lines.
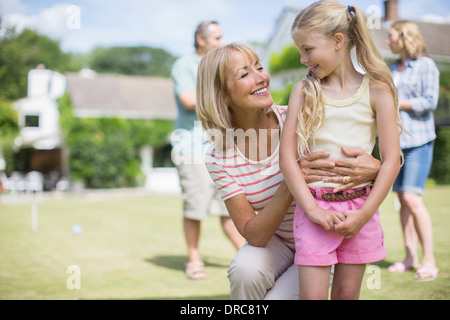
top-left (309, 75), bottom-right (376, 188)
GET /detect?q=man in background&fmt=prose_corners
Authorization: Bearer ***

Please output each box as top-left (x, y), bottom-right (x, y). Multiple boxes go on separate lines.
top-left (171, 20), bottom-right (244, 280)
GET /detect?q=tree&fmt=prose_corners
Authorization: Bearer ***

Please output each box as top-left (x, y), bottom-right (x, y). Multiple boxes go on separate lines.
top-left (58, 94), bottom-right (173, 188)
top-left (88, 46), bottom-right (176, 77)
top-left (269, 43), bottom-right (306, 74)
top-left (0, 28), bottom-right (82, 100)
top-left (0, 99), bottom-right (19, 174)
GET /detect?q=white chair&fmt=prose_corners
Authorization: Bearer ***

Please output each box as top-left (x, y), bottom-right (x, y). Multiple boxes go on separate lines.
top-left (56, 177), bottom-right (70, 192)
top-left (26, 171), bottom-right (44, 194)
top-left (0, 173), bottom-right (11, 192)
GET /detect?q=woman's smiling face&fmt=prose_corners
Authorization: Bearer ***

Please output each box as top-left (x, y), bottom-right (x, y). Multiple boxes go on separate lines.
top-left (224, 50), bottom-right (273, 113)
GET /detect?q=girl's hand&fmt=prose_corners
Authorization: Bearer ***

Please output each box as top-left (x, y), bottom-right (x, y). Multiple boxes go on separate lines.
top-left (308, 207), bottom-right (345, 231)
top-left (334, 209), bottom-right (368, 239)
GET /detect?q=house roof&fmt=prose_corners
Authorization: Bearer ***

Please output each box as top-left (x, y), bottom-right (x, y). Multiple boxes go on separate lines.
top-left (373, 20), bottom-right (450, 63)
top-left (65, 72), bottom-right (177, 120)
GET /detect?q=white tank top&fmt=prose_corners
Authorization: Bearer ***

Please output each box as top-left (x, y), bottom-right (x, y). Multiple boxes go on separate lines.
top-left (309, 75), bottom-right (376, 188)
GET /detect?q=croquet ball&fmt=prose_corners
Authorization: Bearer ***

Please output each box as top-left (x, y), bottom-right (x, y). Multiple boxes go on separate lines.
top-left (71, 224), bottom-right (83, 235)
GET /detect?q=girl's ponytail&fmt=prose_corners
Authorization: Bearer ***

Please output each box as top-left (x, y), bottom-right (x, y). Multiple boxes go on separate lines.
top-left (349, 5), bottom-right (398, 108)
top-left (349, 5), bottom-right (403, 136)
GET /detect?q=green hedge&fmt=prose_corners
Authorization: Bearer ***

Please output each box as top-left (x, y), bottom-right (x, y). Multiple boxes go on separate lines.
top-left (58, 94), bottom-right (173, 188)
top-left (0, 99), bottom-right (19, 174)
top-left (440, 70), bottom-right (450, 88)
top-left (430, 126), bottom-right (450, 184)
top-left (269, 44), bottom-right (306, 74)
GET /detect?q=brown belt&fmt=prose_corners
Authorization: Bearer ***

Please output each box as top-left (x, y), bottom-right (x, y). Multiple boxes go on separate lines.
top-left (310, 188), bottom-right (368, 202)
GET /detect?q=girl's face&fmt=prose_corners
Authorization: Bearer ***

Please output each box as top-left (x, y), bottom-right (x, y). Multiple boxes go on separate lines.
top-left (387, 27), bottom-right (403, 54)
top-left (224, 50), bottom-right (273, 112)
top-left (292, 30), bottom-right (340, 79)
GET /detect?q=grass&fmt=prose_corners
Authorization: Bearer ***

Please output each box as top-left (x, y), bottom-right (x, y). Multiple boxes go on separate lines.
top-left (0, 186), bottom-right (449, 300)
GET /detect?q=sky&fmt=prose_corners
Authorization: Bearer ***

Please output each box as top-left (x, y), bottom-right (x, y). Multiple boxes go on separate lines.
top-left (1, 0), bottom-right (450, 57)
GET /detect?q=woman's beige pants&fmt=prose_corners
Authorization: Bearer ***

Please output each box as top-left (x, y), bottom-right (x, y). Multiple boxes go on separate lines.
top-left (228, 235), bottom-right (299, 300)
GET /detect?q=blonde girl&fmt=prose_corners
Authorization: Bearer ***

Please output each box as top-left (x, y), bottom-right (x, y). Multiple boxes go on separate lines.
top-left (279, 0), bottom-right (402, 299)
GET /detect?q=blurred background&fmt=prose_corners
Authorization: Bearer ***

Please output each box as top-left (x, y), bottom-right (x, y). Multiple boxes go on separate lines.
top-left (1, 0), bottom-right (450, 301)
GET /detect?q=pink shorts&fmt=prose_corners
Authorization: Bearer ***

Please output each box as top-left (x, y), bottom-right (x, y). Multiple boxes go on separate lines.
top-left (294, 187), bottom-right (386, 266)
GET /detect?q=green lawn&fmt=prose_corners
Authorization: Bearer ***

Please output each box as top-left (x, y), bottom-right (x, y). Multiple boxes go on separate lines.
top-left (0, 186), bottom-right (449, 300)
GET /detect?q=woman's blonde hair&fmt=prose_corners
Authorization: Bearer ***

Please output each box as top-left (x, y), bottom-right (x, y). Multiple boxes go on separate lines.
top-left (196, 43), bottom-right (260, 140)
top-left (291, 0), bottom-right (400, 157)
top-left (391, 20), bottom-right (428, 60)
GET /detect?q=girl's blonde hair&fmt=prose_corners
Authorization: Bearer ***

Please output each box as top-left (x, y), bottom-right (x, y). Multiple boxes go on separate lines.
top-left (291, 0), bottom-right (400, 157)
top-left (196, 43), bottom-right (260, 140)
top-left (391, 20), bottom-right (428, 60)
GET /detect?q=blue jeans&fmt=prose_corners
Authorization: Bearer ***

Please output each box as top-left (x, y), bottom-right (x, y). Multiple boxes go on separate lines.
top-left (393, 141), bottom-right (434, 195)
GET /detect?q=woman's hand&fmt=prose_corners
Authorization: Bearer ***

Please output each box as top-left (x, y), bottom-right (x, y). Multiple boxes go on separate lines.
top-left (298, 151), bottom-right (337, 184)
top-left (299, 147), bottom-right (381, 192)
top-left (329, 147), bottom-right (381, 192)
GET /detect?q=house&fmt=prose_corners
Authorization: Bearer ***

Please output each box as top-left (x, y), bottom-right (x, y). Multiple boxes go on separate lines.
top-left (65, 70), bottom-right (180, 193)
top-left (10, 67), bottom-right (181, 194)
top-left (261, 0), bottom-right (450, 90)
top-left (65, 71), bottom-right (177, 120)
top-left (10, 65), bottom-right (66, 192)
top-left (14, 65), bottom-right (65, 150)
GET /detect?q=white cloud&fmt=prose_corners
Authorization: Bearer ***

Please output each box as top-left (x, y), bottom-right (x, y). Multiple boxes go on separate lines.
top-left (4, 0), bottom-right (450, 56)
top-left (0, 0), bottom-right (26, 14)
top-left (139, 0), bottom-right (237, 55)
top-left (2, 3), bottom-right (72, 39)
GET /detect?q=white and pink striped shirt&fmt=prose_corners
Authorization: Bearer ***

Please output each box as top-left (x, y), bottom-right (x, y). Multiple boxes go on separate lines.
top-left (204, 105), bottom-right (295, 250)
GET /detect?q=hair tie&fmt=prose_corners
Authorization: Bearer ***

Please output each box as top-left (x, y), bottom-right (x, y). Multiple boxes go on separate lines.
top-left (347, 5), bottom-right (355, 16)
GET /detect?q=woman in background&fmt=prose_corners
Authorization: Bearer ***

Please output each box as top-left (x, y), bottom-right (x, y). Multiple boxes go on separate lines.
top-left (387, 20), bottom-right (439, 281)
